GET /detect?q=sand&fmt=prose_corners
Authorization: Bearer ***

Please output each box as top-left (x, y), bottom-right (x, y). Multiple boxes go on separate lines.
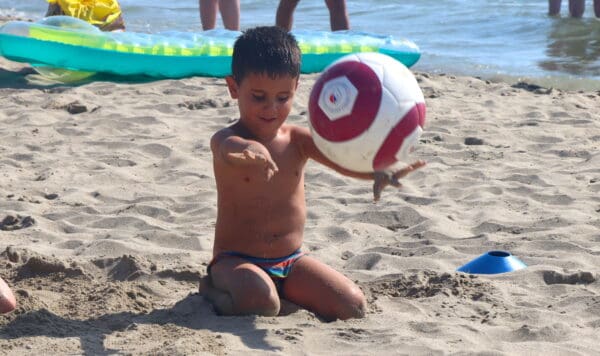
top-left (0, 47), bottom-right (599, 355)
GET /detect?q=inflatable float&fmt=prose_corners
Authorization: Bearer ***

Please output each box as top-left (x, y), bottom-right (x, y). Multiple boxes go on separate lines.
top-left (0, 16), bottom-right (421, 79)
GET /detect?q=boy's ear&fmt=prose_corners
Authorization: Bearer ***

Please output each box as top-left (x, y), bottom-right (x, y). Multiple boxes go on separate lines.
top-left (225, 75), bottom-right (239, 99)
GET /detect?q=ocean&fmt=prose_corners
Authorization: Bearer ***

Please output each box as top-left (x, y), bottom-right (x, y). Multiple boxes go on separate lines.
top-left (1, 0), bottom-right (599, 90)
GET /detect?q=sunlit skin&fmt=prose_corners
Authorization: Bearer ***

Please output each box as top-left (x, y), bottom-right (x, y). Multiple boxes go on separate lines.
top-left (0, 277), bottom-right (16, 314)
top-left (199, 72), bottom-right (425, 321)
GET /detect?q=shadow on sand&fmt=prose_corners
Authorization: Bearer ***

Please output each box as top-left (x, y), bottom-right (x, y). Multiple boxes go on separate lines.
top-left (0, 65), bottom-right (170, 90)
top-left (0, 293), bottom-right (285, 355)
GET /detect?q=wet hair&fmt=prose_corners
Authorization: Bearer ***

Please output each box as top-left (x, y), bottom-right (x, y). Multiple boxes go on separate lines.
top-left (231, 26), bottom-right (301, 83)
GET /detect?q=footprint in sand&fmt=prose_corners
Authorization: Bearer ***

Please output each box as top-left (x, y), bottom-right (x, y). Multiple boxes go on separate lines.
top-left (15, 255), bottom-right (85, 279)
top-left (0, 215), bottom-right (35, 231)
top-left (542, 270), bottom-right (596, 285)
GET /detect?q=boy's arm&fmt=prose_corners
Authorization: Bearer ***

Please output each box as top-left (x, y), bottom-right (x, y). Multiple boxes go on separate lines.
top-left (294, 126), bottom-right (425, 201)
top-left (294, 126), bottom-right (373, 180)
top-left (211, 131), bottom-right (279, 180)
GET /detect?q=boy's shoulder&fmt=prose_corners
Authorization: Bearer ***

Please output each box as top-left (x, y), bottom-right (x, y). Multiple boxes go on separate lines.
top-left (286, 123), bottom-right (311, 139)
top-left (210, 125), bottom-right (236, 148)
top-left (212, 122), bottom-right (241, 138)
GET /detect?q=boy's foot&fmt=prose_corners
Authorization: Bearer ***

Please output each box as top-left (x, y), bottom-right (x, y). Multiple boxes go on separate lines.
top-left (198, 276), bottom-right (234, 315)
top-left (198, 276), bottom-right (212, 295)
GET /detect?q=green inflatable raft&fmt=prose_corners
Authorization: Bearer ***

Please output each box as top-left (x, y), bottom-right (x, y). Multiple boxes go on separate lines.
top-left (0, 16), bottom-right (421, 79)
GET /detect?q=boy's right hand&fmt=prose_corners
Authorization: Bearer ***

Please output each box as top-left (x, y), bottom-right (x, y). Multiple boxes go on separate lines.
top-left (227, 149), bottom-right (279, 181)
top-left (372, 160), bottom-right (426, 201)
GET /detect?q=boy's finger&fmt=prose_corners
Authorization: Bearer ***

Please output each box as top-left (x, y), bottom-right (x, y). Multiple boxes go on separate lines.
top-left (266, 169), bottom-right (275, 181)
top-left (373, 180), bottom-right (385, 201)
top-left (394, 160), bottom-right (426, 179)
top-left (228, 152), bottom-right (247, 160)
top-left (390, 176), bottom-right (402, 187)
top-left (243, 149), bottom-right (255, 159)
top-left (269, 160), bottom-right (279, 173)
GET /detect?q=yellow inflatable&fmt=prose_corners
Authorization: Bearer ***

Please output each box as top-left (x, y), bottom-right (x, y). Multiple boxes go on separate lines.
top-left (46, 0), bottom-right (123, 30)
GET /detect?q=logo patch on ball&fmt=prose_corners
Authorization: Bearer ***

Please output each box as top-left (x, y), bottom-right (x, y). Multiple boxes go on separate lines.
top-left (318, 76), bottom-right (358, 121)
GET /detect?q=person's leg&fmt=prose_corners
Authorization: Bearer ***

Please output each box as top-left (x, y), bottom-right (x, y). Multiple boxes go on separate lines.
top-left (549, 0), bottom-right (562, 15)
top-left (325, 0), bottom-right (350, 31)
top-left (569, 0), bottom-right (585, 17)
top-left (0, 277), bottom-right (16, 314)
top-left (594, 0), bottom-right (600, 17)
top-left (199, 256), bottom-right (280, 316)
top-left (100, 14), bottom-right (126, 31)
top-left (200, 0), bottom-right (219, 30)
top-left (281, 255), bottom-right (366, 321)
top-left (276, 0), bottom-right (301, 31)
top-left (218, 0), bottom-right (240, 30)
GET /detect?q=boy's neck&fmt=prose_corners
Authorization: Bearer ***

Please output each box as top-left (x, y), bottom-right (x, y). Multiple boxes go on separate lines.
top-left (234, 120), bottom-right (280, 143)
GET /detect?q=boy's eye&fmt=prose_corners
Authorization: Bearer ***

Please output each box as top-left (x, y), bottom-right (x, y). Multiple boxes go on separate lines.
top-left (277, 96), bottom-right (290, 103)
top-left (252, 94), bottom-right (265, 101)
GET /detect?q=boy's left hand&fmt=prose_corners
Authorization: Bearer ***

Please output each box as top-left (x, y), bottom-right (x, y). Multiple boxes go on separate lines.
top-left (372, 160), bottom-right (426, 201)
top-left (227, 149), bottom-right (279, 181)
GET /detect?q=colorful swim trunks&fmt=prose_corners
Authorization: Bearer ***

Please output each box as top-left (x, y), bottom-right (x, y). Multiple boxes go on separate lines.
top-left (208, 249), bottom-right (306, 279)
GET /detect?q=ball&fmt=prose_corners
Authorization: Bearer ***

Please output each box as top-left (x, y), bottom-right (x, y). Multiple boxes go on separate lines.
top-left (308, 52), bottom-right (426, 173)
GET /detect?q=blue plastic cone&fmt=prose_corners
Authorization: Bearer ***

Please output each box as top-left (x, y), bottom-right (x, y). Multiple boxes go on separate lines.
top-left (457, 250), bottom-right (526, 274)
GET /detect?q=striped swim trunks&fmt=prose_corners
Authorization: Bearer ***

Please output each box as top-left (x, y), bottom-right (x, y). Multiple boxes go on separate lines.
top-left (208, 249), bottom-right (306, 279)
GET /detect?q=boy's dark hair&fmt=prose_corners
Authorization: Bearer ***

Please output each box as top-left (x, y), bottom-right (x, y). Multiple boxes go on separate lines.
top-left (231, 26), bottom-right (301, 83)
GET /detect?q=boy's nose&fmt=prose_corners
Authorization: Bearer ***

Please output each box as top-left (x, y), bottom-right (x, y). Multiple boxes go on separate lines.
top-left (263, 100), bottom-right (279, 114)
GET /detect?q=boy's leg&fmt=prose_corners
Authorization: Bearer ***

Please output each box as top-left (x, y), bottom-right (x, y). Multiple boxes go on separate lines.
top-left (325, 0), bottom-right (350, 31)
top-left (594, 0), bottom-right (600, 17)
top-left (569, 0), bottom-right (585, 17)
top-left (0, 277), bottom-right (16, 314)
top-left (199, 256), bottom-right (280, 316)
top-left (282, 255), bottom-right (366, 321)
top-left (218, 0), bottom-right (240, 30)
top-left (276, 0), bottom-right (301, 31)
top-left (100, 14), bottom-right (126, 31)
top-left (549, 0), bottom-right (562, 16)
top-left (45, 3), bottom-right (64, 17)
top-left (200, 0), bottom-right (218, 30)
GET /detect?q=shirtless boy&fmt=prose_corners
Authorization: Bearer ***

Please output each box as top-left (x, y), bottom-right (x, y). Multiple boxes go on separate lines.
top-left (199, 26), bottom-right (426, 321)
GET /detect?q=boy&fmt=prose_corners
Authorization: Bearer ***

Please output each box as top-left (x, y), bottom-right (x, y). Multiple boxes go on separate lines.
top-left (45, 0), bottom-right (126, 32)
top-left (199, 26), bottom-right (425, 321)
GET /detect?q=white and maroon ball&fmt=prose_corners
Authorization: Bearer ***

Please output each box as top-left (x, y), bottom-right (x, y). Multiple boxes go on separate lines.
top-left (308, 52), bottom-right (426, 173)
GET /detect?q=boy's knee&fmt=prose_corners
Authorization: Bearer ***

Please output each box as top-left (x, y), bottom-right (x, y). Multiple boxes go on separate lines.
top-left (233, 284), bottom-right (281, 317)
top-left (327, 285), bottom-right (366, 321)
top-left (343, 287), bottom-right (367, 319)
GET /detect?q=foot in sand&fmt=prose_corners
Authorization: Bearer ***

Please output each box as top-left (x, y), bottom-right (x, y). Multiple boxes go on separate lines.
top-left (198, 276), bottom-right (234, 316)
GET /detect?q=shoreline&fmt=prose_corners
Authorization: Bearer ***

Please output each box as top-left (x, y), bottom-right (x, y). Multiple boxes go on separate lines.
top-left (1, 13), bottom-right (600, 91)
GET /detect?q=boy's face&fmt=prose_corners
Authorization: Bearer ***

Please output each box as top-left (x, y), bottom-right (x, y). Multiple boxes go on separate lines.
top-left (226, 72), bottom-right (299, 140)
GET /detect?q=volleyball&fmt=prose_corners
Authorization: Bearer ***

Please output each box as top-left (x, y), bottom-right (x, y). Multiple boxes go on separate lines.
top-left (308, 52), bottom-right (426, 173)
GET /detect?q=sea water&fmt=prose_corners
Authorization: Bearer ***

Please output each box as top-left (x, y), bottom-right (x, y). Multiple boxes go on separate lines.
top-left (1, 0), bottom-right (599, 90)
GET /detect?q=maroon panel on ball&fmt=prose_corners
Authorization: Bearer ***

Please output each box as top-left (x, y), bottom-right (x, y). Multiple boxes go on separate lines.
top-left (416, 102), bottom-right (426, 127)
top-left (309, 61), bottom-right (382, 142)
top-left (372, 104), bottom-right (422, 171)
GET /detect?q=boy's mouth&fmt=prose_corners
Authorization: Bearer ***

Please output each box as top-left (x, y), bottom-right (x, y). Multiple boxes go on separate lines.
top-left (260, 117), bottom-right (277, 122)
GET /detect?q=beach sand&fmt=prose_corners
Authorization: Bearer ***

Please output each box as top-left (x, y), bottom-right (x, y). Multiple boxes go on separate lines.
top-left (0, 50), bottom-right (599, 355)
